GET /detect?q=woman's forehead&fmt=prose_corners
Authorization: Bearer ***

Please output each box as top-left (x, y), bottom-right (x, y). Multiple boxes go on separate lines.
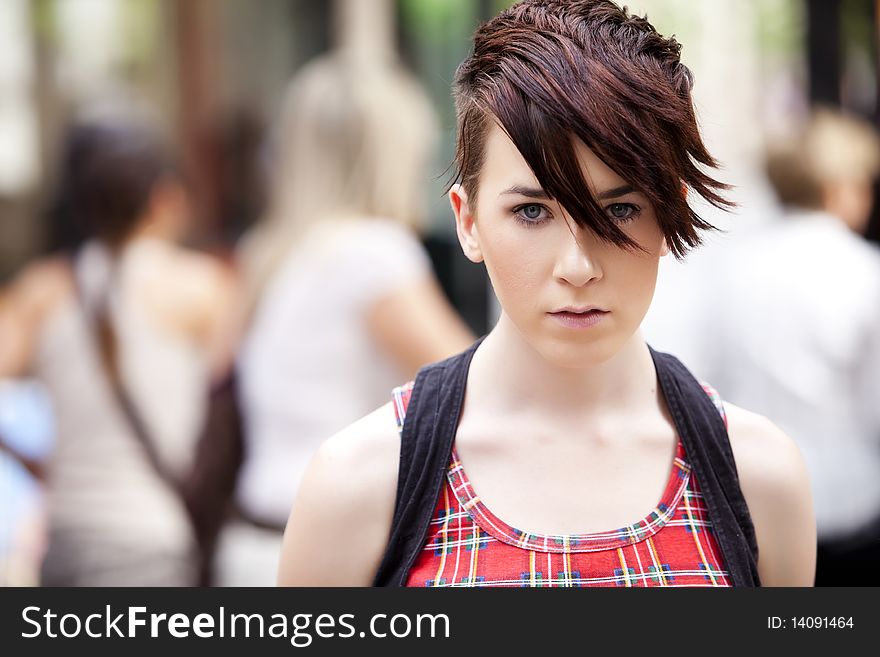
top-left (480, 122), bottom-right (628, 199)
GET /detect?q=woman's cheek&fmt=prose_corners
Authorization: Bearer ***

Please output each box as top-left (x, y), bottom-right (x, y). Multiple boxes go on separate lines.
top-left (486, 247), bottom-right (542, 299)
top-left (628, 214), bottom-right (666, 256)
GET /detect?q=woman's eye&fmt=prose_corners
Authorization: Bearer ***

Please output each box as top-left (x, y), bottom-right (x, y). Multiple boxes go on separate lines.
top-left (514, 204), bottom-right (550, 224)
top-left (606, 203), bottom-right (639, 222)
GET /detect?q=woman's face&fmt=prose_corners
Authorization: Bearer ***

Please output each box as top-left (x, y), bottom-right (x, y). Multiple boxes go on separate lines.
top-left (450, 122), bottom-right (669, 368)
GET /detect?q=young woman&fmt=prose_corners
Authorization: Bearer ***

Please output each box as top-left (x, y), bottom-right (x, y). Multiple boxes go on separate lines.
top-left (277, 0), bottom-right (815, 587)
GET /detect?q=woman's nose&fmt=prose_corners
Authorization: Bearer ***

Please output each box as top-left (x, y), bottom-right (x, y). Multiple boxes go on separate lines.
top-left (552, 223), bottom-right (602, 287)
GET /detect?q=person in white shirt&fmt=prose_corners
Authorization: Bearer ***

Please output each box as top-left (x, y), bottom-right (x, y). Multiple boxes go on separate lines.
top-left (217, 54), bottom-right (474, 586)
top-left (708, 109), bottom-right (880, 585)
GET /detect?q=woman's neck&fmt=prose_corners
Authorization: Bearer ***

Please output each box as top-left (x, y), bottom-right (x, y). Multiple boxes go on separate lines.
top-left (468, 313), bottom-right (658, 418)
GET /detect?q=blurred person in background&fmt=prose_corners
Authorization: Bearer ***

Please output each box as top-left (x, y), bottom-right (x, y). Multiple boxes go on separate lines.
top-left (218, 53), bottom-right (473, 586)
top-left (0, 117), bottom-right (237, 585)
top-left (708, 108), bottom-right (880, 585)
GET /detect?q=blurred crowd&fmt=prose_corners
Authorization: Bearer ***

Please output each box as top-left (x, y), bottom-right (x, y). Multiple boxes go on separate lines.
top-left (2, 0), bottom-right (880, 587)
top-left (0, 48), bottom-right (474, 586)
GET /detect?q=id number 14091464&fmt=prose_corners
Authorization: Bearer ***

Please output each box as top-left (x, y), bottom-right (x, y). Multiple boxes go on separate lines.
top-left (768, 617), bottom-right (854, 629)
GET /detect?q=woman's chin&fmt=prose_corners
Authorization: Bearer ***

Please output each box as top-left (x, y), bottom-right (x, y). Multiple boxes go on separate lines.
top-left (531, 336), bottom-right (620, 370)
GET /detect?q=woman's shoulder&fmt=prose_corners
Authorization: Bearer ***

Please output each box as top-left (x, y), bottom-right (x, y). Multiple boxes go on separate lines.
top-left (4, 255), bottom-right (74, 325)
top-left (331, 218), bottom-right (429, 271)
top-left (278, 401), bottom-right (402, 585)
top-left (722, 402), bottom-right (816, 585)
top-left (338, 216), bottom-right (422, 243)
top-left (722, 403), bottom-right (807, 493)
top-left (156, 244), bottom-right (237, 305)
top-left (311, 401), bottom-right (402, 488)
top-left (0, 256), bottom-right (74, 378)
top-left (293, 400), bottom-right (402, 526)
top-left (138, 242), bottom-right (239, 341)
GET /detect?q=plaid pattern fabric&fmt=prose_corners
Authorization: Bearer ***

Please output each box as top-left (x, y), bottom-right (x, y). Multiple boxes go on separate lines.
top-left (392, 381), bottom-right (732, 588)
top-left (702, 382), bottom-right (728, 428)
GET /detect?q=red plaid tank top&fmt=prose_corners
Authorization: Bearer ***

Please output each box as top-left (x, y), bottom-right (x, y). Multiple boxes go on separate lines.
top-left (392, 382), bottom-right (732, 587)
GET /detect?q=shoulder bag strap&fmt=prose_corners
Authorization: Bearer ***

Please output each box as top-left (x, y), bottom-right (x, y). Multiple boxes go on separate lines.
top-left (69, 255), bottom-right (182, 493)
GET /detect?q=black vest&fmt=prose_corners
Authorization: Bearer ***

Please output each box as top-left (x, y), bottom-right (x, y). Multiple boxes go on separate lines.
top-left (373, 338), bottom-right (761, 587)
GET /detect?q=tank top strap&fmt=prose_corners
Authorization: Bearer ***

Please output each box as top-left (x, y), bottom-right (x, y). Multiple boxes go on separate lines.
top-left (649, 347), bottom-right (759, 586)
top-left (374, 337), bottom-right (484, 586)
top-left (391, 381), bottom-right (415, 435)
top-left (700, 382), bottom-right (728, 429)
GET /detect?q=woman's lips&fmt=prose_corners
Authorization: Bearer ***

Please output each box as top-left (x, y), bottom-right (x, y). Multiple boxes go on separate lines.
top-left (548, 309), bottom-right (609, 329)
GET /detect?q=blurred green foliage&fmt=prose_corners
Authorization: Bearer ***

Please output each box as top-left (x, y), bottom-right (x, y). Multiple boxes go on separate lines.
top-left (31, 0), bottom-right (56, 43)
top-left (842, 0), bottom-right (874, 54)
top-left (755, 0), bottom-right (803, 59)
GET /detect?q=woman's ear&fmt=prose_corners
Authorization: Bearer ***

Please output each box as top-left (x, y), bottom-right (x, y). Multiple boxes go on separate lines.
top-left (659, 237), bottom-right (670, 257)
top-left (449, 184), bottom-right (483, 263)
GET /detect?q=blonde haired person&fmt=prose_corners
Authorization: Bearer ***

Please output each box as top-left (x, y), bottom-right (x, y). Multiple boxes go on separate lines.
top-left (217, 54), bottom-right (473, 586)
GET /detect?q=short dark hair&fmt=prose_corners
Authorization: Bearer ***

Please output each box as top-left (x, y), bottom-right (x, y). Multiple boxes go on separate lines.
top-left (58, 120), bottom-right (170, 248)
top-left (451, 0), bottom-right (732, 258)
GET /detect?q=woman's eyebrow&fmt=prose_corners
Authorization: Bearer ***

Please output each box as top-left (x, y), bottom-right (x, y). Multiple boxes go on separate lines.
top-left (499, 184), bottom-right (636, 200)
top-left (597, 184), bottom-right (635, 199)
top-left (498, 185), bottom-right (551, 199)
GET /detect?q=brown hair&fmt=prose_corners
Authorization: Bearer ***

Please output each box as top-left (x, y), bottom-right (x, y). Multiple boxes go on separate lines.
top-left (451, 0), bottom-right (732, 257)
top-left (62, 120), bottom-right (170, 249)
top-left (764, 141), bottom-right (823, 211)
